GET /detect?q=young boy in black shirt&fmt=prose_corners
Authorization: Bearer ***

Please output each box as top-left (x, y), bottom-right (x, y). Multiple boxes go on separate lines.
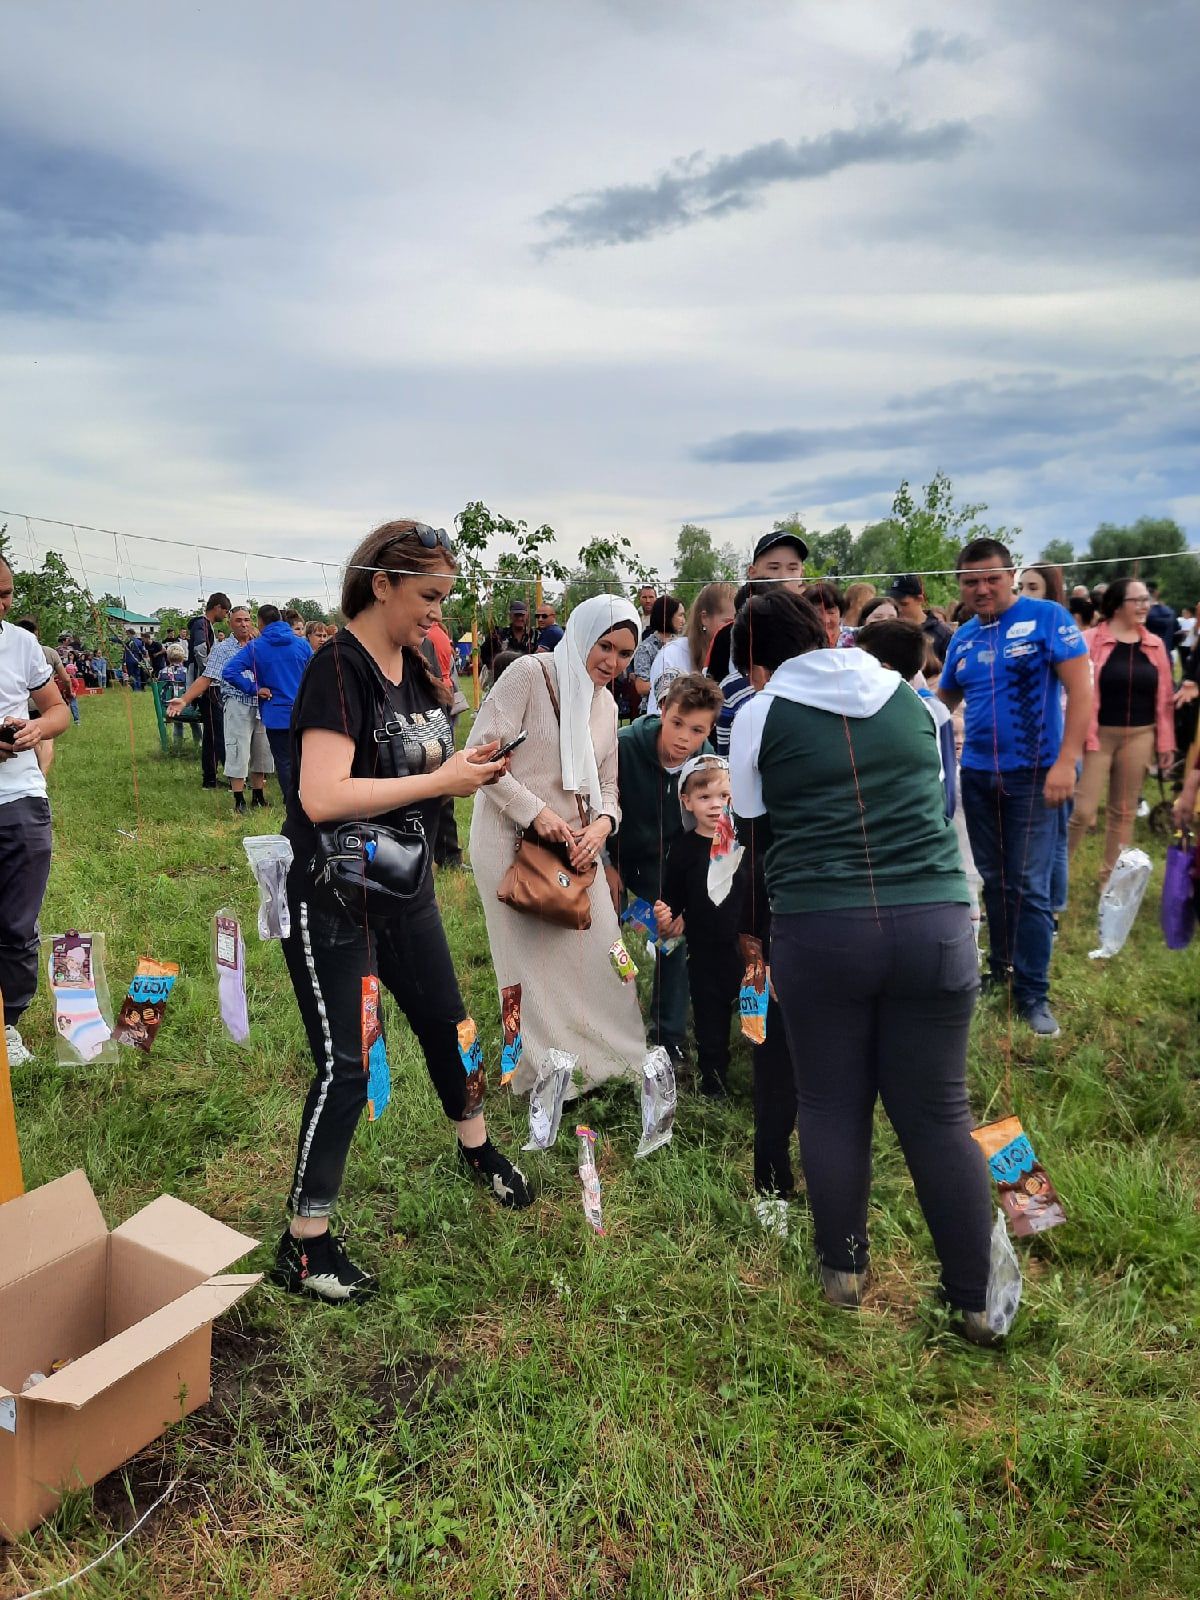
top-left (654, 754), bottom-right (747, 1096)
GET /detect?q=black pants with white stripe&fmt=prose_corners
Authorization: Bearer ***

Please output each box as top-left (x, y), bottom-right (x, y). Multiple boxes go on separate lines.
top-left (282, 872), bottom-right (472, 1218)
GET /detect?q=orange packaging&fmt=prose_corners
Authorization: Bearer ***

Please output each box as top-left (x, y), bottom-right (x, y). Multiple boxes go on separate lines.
top-left (972, 1115), bottom-right (1066, 1236)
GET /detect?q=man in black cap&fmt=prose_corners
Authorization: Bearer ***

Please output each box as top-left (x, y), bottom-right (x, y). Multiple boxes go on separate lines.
top-left (746, 529), bottom-right (807, 595)
top-left (886, 575), bottom-right (952, 662)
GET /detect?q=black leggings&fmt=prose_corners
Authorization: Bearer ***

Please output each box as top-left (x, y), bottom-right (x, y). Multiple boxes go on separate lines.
top-left (282, 875), bottom-right (474, 1218)
top-left (771, 902), bottom-right (992, 1312)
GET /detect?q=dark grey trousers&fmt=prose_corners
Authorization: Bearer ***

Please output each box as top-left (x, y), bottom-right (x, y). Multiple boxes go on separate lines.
top-left (0, 795), bottom-right (53, 1026)
top-left (771, 902), bottom-right (992, 1312)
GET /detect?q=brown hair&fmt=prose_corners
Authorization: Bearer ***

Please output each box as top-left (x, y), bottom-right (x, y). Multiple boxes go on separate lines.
top-left (1020, 563), bottom-right (1065, 607)
top-left (685, 582), bottom-right (736, 672)
top-left (341, 520), bottom-right (457, 705)
top-left (660, 670), bottom-right (723, 720)
top-left (842, 582), bottom-right (876, 626)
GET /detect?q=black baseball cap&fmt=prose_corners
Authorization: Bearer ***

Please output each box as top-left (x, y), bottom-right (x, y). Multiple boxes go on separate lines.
top-left (509, 599), bottom-right (528, 615)
top-left (886, 574), bottom-right (924, 600)
top-left (752, 529), bottom-right (809, 564)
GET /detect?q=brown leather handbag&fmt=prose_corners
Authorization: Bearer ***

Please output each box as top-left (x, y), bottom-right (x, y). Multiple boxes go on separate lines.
top-left (496, 662), bottom-right (597, 930)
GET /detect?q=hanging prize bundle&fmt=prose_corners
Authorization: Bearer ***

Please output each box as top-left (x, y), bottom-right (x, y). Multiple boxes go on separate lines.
top-left (524, 1050), bottom-right (574, 1151)
top-left (1089, 847), bottom-right (1153, 959)
top-left (361, 976), bottom-right (390, 1120)
top-left (738, 935), bottom-right (769, 1045)
top-left (243, 835), bottom-right (293, 940)
top-left (458, 1017), bottom-right (485, 1117)
top-left (635, 1045), bottom-right (677, 1159)
top-left (212, 909), bottom-right (250, 1044)
top-left (45, 932), bottom-right (116, 1065)
top-left (706, 803), bottom-right (744, 907)
top-left (972, 1116), bottom-right (1067, 1236)
top-left (112, 959), bottom-right (179, 1053)
top-left (577, 1126), bottom-right (604, 1234)
top-left (620, 896), bottom-right (681, 960)
top-left (500, 983), bottom-right (523, 1086)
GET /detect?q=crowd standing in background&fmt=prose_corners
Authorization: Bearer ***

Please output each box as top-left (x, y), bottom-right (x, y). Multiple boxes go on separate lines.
top-left (13, 518), bottom-right (1200, 1351)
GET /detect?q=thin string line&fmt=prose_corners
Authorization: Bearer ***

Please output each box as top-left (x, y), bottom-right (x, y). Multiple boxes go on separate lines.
top-left (7, 1476), bottom-right (179, 1599)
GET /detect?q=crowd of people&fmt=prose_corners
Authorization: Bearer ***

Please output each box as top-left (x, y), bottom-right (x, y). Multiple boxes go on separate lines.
top-left (2, 524), bottom-right (1196, 1350)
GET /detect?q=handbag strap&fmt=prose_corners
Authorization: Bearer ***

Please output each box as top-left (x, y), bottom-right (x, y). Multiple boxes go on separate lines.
top-left (537, 659), bottom-right (589, 831)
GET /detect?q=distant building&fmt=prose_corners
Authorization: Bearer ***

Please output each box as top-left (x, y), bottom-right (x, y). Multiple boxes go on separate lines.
top-left (105, 606), bottom-right (158, 638)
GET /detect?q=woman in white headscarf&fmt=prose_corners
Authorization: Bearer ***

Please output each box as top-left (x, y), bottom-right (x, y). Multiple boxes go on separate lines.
top-left (467, 595), bottom-right (647, 1093)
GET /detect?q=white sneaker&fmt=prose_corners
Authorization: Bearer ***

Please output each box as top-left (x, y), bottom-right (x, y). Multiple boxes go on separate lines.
top-left (1137, 799), bottom-right (1151, 818)
top-left (4, 1025), bottom-right (32, 1067)
top-left (754, 1195), bottom-right (789, 1238)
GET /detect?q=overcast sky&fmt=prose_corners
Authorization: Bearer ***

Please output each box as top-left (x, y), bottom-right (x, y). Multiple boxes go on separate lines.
top-left (1, 0), bottom-right (1197, 610)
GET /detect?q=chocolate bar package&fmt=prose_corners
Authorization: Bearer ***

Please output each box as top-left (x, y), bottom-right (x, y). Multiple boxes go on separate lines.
top-left (972, 1115), bottom-right (1066, 1236)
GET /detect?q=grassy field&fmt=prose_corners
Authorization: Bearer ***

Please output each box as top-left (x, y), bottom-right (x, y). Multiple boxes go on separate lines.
top-left (3, 689), bottom-right (1199, 1599)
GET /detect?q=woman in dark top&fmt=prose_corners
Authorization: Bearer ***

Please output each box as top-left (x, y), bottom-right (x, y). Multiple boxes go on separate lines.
top-left (275, 520), bottom-right (525, 1304)
top-left (730, 592), bottom-right (997, 1345)
top-left (1068, 576), bottom-right (1175, 883)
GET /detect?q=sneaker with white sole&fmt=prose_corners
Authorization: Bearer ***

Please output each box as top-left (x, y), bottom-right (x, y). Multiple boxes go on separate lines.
top-left (4, 1025), bottom-right (32, 1067)
top-left (754, 1195), bottom-right (789, 1238)
top-left (273, 1228), bottom-right (375, 1304)
top-left (1017, 1001), bottom-right (1061, 1038)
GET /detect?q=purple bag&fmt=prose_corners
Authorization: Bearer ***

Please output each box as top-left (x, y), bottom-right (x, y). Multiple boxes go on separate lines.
top-left (1161, 837), bottom-right (1196, 950)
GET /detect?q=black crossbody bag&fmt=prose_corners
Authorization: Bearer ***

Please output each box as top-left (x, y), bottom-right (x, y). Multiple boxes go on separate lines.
top-left (309, 637), bottom-right (436, 918)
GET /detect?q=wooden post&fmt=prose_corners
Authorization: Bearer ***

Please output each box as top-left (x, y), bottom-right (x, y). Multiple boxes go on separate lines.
top-left (0, 993), bottom-right (24, 1204)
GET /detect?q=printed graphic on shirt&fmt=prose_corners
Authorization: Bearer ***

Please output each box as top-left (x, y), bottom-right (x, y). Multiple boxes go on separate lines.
top-left (941, 597), bottom-right (1085, 771)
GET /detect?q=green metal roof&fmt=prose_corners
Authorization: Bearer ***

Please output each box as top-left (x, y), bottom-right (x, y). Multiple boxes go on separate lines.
top-left (104, 605), bottom-right (158, 626)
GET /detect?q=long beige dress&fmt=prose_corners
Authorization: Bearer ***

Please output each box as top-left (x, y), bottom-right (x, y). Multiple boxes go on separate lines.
top-left (467, 654), bottom-right (647, 1095)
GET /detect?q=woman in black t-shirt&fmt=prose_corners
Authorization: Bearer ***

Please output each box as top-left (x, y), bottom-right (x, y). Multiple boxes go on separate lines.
top-left (275, 520), bottom-right (525, 1304)
top-left (1068, 577), bottom-right (1175, 884)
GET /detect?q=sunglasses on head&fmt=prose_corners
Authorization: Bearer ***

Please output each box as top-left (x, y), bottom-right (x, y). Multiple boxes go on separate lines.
top-left (392, 523), bottom-right (454, 554)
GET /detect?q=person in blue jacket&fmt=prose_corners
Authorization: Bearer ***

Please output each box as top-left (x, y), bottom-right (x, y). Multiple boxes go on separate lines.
top-left (221, 603), bottom-right (312, 802)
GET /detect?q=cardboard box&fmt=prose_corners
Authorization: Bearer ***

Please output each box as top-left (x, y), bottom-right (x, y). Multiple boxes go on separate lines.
top-left (0, 1170), bottom-right (260, 1539)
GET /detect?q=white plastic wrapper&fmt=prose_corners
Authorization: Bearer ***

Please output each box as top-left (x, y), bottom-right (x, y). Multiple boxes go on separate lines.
top-left (576, 1125), bottom-right (605, 1234)
top-left (523, 1049), bottom-right (575, 1151)
top-left (635, 1045), bottom-right (677, 1159)
top-left (985, 1207), bottom-right (1022, 1337)
top-left (243, 834), bottom-right (294, 940)
top-left (1088, 847), bottom-right (1153, 959)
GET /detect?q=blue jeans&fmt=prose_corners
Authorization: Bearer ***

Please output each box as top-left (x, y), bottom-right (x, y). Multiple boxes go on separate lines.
top-left (265, 725), bottom-right (294, 805)
top-left (960, 765), bottom-right (1059, 1008)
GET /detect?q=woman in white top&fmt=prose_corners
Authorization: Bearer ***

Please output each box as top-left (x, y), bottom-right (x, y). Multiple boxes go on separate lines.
top-left (647, 582), bottom-right (736, 714)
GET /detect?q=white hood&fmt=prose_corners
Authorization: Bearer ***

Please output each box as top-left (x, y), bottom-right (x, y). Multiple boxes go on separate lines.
top-left (729, 648), bottom-right (902, 819)
top-left (760, 648), bottom-right (901, 718)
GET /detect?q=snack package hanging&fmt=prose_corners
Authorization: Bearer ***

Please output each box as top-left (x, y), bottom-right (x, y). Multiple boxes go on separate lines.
top-left (112, 958), bottom-right (180, 1053)
top-left (243, 834), bottom-right (294, 940)
top-left (212, 909), bottom-right (250, 1044)
top-left (620, 896), bottom-right (681, 959)
top-left (1089, 847), bottom-right (1153, 959)
top-left (972, 1115), bottom-right (1067, 1236)
top-left (1160, 832), bottom-right (1196, 950)
top-left (609, 937), bottom-right (638, 984)
top-left (361, 975), bottom-right (390, 1119)
top-left (500, 983), bottom-right (523, 1085)
top-left (707, 803), bottom-right (744, 907)
top-left (523, 1049), bottom-right (575, 1151)
top-left (44, 932), bottom-right (116, 1064)
top-left (984, 1207), bottom-right (1022, 1337)
top-left (738, 934), bottom-right (769, 1045)
top-left (577, 1125), bottom-right (605, 1234)
top-left (635, 1044), bottom-right (677, 1158)
top-left (458, 1016), bottom-right (485, 1116)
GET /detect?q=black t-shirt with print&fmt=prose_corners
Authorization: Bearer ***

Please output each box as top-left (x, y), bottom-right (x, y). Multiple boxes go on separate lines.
top-left (284, 629), bottom-right (453, 901)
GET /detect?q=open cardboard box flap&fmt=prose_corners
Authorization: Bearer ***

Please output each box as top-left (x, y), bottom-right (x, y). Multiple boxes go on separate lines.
top-left (10, 1275), bottom-right (261, 1409)
top-left (0, 1169), bottom-right (107, 1290)
top-left (112, 1193), bottom-right (258, 1276)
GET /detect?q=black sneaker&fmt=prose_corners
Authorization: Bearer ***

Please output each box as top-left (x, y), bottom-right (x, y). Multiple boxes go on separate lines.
top-left (660, 1040), bottom-right (689, 1069)
top-left (979, 966), bottom-right (1013, 999)
top-left (251, 789), bottom-right (269, 807)
top-left (458, 1138), bottom-right (533, 1208)
top-left (233, 792), bottom-right (247, 815)
top-left (273, 1228), bottom-right (374, 1303)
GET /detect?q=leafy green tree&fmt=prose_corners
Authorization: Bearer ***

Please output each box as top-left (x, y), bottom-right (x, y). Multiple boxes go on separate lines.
top-left (0, 539), bottom-right (100, 644)
top-left (1074, 518), bottom-right (1200, 610)
top-left (1039, 538), bottom-right (1074, 567)
top-left (284, 596), bottom-right (327, 622)
top-left (672, 523), bottom-right (739, 591)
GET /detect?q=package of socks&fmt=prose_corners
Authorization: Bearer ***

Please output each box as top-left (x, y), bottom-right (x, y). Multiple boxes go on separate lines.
top-left (523, 1050), bottom-right (575, 1151)
top-left (43, 933), bottom-right (118, 1066)
top-left (242, 834), bottom-right (294, 940)
top-left (972, 1116), bottom-right (1067, 1236)
top-left (738, 935), bottom-right (769, 1045)
top-left (620, 896), bottom-right (681, 959)
top-left (112, 959), bottom-right (179, 1054)
top-left (0, 1170), bottom-right (259, 1540)
top-left (361, 976), bottom-right (390, 1120)
top-left (500, 984), bottom-right (523, 1086)
top-left (458, 1017), bottom-right (485, 1117)
top-left (635, 1045), bottom-right (677, 1159)
top-left (577, 1126), bottom-right (604, 1234)
top-left (212, 910), bottom-right (250, 1045)
top-left (707, 803), bottom-right (744, 907)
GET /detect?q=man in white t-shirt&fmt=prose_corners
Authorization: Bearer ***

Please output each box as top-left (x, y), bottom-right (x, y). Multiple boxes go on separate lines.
top-left (0, 556), bottom-right (71, 1066)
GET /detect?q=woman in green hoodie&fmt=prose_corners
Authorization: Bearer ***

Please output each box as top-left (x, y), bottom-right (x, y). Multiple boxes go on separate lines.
top-left (730, 592), bottom-right (998, 1346)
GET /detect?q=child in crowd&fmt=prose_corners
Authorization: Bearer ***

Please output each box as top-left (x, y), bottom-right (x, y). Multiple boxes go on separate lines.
top-left (161, 643), bottom-right (200, 749)
top-left (607, 673), bottom-right (722, 1064)
top-left (653, 755), bottom-right (748, 1096)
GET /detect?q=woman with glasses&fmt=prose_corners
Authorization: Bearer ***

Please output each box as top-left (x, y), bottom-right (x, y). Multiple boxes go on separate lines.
top-left (1068, 576), bottom-right (1175, 884)
top-left (274, 520), bottom-right (529, 1305)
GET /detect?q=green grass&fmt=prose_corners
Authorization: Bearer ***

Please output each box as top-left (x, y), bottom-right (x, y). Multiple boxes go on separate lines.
top-left (3, 691), bottom-right (1199, 1599)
